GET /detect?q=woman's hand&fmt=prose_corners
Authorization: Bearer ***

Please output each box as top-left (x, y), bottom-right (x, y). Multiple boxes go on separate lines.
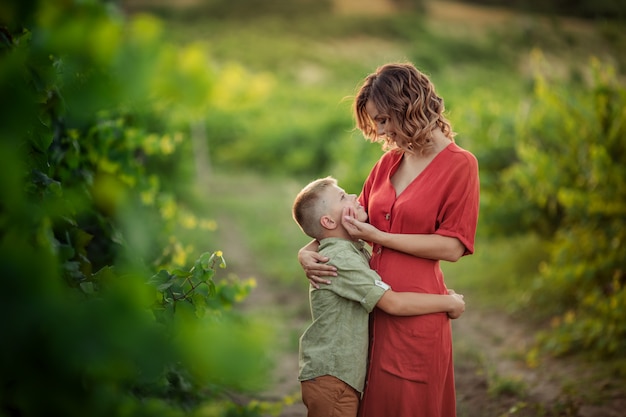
top-left (342, 207), bottom-right (379, 241)
top-left (298, 248), bottom-right (337, 289)
top-left (446, 289), bottom-right (465, 319)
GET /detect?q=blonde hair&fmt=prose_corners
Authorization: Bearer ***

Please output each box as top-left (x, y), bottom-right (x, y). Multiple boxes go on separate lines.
top-left (354, 62), bottom-right (455, 154)
top-left (292, 177), bottom-right (337, 240)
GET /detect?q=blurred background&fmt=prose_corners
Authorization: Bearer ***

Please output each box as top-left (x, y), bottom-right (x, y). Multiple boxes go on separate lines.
top-left (1, 0), bottom-right (624, 416)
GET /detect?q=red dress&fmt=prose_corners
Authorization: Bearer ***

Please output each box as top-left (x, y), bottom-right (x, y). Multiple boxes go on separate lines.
top-left (357, 143), bottom-right (479, 417)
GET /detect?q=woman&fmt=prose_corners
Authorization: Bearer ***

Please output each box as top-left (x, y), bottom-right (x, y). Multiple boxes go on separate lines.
top-left (298, 63), bottom-right (479, 417)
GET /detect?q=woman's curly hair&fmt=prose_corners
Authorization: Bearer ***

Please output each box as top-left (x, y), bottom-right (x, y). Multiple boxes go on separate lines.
top-left (354, 63), bottom-right (455, 154)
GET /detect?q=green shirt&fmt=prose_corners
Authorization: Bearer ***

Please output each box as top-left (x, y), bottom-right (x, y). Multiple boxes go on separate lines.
top-left (298, 238), bottom-right (390, 393)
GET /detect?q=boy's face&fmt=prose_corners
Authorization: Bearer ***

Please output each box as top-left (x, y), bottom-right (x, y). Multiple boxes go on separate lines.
top-left (323, 184), bottom-right (368, 224)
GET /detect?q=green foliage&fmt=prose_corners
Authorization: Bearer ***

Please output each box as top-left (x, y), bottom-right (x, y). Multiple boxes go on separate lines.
top-left (1, 0), bottom-right (277, 415)
top-left (500, 54), bottom-right (626, 358)
top-left (149, 251), bottom-right (257, 320)
top-left (487, 373), bottom-right (526, 398)
top-left (211, 91), bottom-right (353, 176)
top-left (162, 10), bottom-right (523, 184)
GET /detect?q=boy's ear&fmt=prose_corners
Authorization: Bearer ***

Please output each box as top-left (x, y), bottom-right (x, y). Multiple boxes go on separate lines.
top-left (320, 215), bottom-right (337, 230)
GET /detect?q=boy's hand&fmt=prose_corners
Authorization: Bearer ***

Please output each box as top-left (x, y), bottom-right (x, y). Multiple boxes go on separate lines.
top-left (446, 289), bottom-right (465, 319)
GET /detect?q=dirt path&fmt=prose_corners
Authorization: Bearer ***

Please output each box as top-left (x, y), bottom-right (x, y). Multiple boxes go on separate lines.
top-left (215, 211), bottom-right (308, 416)
top-left (454, 308), bottom-right (626, 417)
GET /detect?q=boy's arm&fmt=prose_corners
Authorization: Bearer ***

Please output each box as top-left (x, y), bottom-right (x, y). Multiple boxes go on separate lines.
top-left (376, 289), bottom-right (465, 318)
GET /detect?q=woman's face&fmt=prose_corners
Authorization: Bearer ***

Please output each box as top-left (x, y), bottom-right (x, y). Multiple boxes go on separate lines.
top-left (365, 100), bottom-right (413, 152)
top-left (365, 100), bottom-right (392, 139)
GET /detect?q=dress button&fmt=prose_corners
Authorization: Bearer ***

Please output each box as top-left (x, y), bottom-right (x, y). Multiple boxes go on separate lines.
top-left (385, 213), bottom-right (390, 220)
top-left (377, 247), bottom-right (382, 254)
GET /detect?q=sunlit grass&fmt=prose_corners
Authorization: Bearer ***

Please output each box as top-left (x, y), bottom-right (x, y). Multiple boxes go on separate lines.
top-left (442, 234), bottom-right (548, 312)
top-left (201, 171), bottom-right (312, 289)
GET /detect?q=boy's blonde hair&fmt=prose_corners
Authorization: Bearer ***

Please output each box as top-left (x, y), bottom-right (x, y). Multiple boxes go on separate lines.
top-left (292, 177), bottom-right (337, 240)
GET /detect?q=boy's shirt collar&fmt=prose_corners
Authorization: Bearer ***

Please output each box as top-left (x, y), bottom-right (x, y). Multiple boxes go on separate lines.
top-left (318, 237), bottom-right (370, 260)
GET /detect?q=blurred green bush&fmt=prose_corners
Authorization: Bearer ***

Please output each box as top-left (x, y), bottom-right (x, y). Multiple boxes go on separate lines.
top-left (503, 54), bottom-right (626, 358)
top-left (0, 0), bottom-right (278, 415)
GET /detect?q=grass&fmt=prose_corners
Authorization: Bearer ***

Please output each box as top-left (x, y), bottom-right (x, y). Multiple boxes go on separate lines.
top-left (442, 233), bottom-right (549, 312)
top-left (202, 171), bottom-right (313, 289)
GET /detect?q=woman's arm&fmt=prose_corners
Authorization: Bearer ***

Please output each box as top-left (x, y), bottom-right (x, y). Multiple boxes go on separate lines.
top-left (298, 240), bottom-right (337, 288)
top-left (375, 231), bottom-right (465, 262)
top-left (376, 289), bottom-right (465, 318)
top-left (342, 213), bottom-right (466, 262)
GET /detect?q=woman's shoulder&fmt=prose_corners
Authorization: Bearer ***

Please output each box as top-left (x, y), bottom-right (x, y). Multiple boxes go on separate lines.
top-left (446, 142), bottom-right (478, 166)
top-left (365, 150), bottom-right (401, 178)
top-left (377, 149), bottom-right (403, 166)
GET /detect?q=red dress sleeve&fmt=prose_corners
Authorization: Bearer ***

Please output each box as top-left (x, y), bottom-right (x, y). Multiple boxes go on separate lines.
top-left (434, 146), bottom-right (480, 255)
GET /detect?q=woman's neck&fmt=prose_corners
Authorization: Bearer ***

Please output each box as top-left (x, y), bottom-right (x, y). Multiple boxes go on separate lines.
top-left (428, 129), bottom-right (452, 154)
top-left (405, 129), bottom-right (451, 161)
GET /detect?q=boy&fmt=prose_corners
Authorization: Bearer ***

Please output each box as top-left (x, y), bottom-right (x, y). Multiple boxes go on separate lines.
top-left (292, 177), bottom-right (465, 417)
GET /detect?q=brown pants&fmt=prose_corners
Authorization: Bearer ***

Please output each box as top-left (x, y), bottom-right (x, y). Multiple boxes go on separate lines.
top-left (301, 375), bottom-right (360, 417)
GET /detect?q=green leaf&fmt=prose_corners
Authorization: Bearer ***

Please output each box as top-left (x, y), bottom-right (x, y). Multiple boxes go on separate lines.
top-left (58, 243), bottom-right (75, 261)
top-left (148, 270), bottom-right (171, 287)
top-left (91, 265), bottom-right (115, 281)
top-left (169, 277), bottom-right (186, 297)
top-left (171, 268), bottom-right (190, 278)
top-left (198, 251), bottom-right (212, 270)
top-left (175, 299), bottom-right (196, 320)
top-left (79, 281), bottom-right (95, 294)
top-left (64, 261), bottom-right (84, 280)
top-left (192, 264), bottom-right (204, 285)
top-left (191, 293), bottom-right (207, 318)
top-left (157, 281), bottom-right (174, 292)
top-left (208, 280), bottom-right (216, 297)
top-left (73, 228), bottom-right (93, 256)
top-left (203, 268), bottom-right (215, 283)
top-left (153, 304), bottom-right (175, 324)
top-left (195, 283), bottom-right (209, 297)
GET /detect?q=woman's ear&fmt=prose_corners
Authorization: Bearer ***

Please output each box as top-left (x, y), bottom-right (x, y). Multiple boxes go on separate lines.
top-left (320, 215), bottom-right (338, 230)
